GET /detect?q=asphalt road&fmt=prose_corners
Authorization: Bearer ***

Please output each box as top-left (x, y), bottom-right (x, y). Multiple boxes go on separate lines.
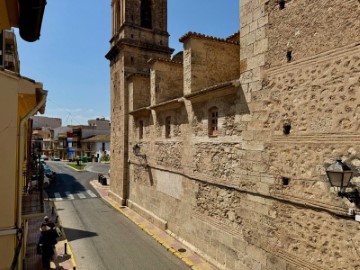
top-left (45, 161), bottom-right (189, 270)
top-left (85, 162), bottom-right (110, 175)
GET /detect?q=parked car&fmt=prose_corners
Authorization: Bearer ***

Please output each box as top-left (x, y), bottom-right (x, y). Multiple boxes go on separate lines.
top-left (36, 158), bottom-right (46, 164)
top-left (44, 168), bottom-right (56, 181)
top-left (29, 174), bottom-right (51, 190)
top-left (52, 156), bottom-right (61, 161)
top-left (43, 175), bottom-right (51, 187)
top-left (41, 155), bottom-right (49, 160)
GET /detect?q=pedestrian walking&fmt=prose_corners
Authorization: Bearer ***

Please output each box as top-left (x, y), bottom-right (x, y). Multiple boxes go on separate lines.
top-left (41, 216), bottom-right (55, 230)
top-left (37, 216), bottom-right (58, 270)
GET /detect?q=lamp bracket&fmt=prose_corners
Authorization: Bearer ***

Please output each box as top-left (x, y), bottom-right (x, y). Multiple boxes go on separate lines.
top-left (132, 144), bottom-right (147, 160)
top-left (338, 190), bottom-right (360, 204)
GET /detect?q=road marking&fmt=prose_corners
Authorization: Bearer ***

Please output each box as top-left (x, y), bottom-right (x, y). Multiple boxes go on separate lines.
top-left (77, 193), bottom-right (86, 199)
top-left (86, 190), bottom-right (97, 198)
top-left (54, 192), bottom-right (63, 201)
top-left (65, 192), bottom-right (74, 200)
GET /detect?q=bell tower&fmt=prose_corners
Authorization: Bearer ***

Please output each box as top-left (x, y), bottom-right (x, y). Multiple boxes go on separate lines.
top-left (106, 0), bottom-right (173, 205)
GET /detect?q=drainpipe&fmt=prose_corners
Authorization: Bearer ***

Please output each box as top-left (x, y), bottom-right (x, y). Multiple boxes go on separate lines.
top-left (17, 89), bottom-right (47, 269)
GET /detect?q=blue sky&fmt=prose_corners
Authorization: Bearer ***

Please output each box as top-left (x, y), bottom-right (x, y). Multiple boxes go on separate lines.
top-left (16, 1), bottom-right (239, 126)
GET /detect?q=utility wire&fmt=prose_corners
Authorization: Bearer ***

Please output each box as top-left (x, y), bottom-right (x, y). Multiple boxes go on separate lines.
top-left (46, 98), bottom-right (88, 126)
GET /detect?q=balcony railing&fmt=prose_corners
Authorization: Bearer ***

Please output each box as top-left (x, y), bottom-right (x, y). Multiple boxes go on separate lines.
top-left (22, 190), bottom-right (44, 218)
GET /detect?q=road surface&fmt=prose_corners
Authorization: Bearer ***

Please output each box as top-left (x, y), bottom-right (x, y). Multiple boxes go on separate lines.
top-left (45, 161), bottom-right (189, 270)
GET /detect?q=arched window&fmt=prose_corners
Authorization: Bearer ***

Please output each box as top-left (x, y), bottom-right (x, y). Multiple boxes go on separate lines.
top-left (165, 116), bottom-right (171, 138)
top-left (139, 120), bottom-right (144, 139)
top-left (141, 0), bottom-right (152, 29)
top-left (208, 107), bottom-right (218, 136)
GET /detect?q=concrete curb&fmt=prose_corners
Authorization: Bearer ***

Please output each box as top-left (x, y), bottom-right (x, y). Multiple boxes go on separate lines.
top-left (50, 201), bottom-right (77, 269)
top-left (64, 164), bottom-right (85, 172)
top-left (61, 233), bottom-right (77, 268)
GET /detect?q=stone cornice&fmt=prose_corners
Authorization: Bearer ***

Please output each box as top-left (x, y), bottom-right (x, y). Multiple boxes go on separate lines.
top-left (149, 98), bottom-right (185, 112)
top-left (184, 80), bottom-right (238, 103)
top-left (106, 38), bottom-right (174, 61)
top-left (129, 107), bottom-right (151, 117)
top-left (110, 23), bottom-right (170, 43)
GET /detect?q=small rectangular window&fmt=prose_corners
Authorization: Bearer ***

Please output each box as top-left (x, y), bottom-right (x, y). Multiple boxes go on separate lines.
top-left (139, 120), bottom-right (144, 139)
top-left (209, 107), bottom-right (218, 136)
top-left (165, 116), bottom-right (171, 138)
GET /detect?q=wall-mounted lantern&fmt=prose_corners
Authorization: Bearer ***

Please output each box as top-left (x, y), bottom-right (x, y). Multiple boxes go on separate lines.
top-left (132, 144), bottom-right (147, 159)
top-left (132, 143), bottom-right (148, 168)
top-left (326, 159), bottom-right (359, 204)
top-left (133, 144), bottom-right (140, 156)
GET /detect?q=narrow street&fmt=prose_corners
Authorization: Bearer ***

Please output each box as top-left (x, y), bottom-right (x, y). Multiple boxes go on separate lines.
top-left (45, 161), bottom-right (190, 270)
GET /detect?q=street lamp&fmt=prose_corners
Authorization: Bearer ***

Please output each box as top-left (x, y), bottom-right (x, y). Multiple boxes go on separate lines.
top-left (132, 144), bottom-right (148, 169)
top-left (326, 159), bottom-right (359, 204)
top-left (133, 144), bottom-right (141, 156)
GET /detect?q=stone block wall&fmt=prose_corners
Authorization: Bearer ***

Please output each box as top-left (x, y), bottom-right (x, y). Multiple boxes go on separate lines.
top-left (109, 56), bottom-right (127, 204)
top-left (124, 46), bottom-right (172, 75)
top-left (263, 48), bottom-right (360, 135)
top-left (267, 0), bottom-right (360, 67)
top-left (182, 36), bottom-right (240, 95)
top-left (121, 27), bottom-right (169, 48)
top-left (111, 0), bottom-right (171, 52)
top-left (191, 95), bottom-right (240, 137)
top-left (112, 0), bottom-right (360, 269)
top-left (150, 60), bottom-right (183, 105)
top-left (124, 0), bottom-right (168, 33)
top-left (129, 75), bottom-right (150, 111)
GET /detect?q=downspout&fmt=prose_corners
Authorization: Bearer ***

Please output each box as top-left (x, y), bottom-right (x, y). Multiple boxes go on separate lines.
top-left (16, 89), bottom-right (47, 269)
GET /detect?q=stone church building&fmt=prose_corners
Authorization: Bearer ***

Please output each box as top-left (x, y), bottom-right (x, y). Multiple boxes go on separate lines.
top-left (106, 0), bottom-right (360, 269)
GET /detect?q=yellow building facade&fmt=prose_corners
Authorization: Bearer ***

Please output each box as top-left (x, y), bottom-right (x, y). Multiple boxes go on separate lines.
top-left (0, 69), bottom-right (47, 270)
top-left (1, 2), bottom-right (47, 267)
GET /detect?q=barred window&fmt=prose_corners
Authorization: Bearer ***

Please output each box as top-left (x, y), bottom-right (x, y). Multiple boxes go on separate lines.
top-left (208, 107), bottom-right (218, 136)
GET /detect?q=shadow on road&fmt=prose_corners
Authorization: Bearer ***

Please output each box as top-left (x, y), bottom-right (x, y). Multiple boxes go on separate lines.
top-left (45, 173), bottom-right (87, 195)
top-left (63, 227), bottom-right (98, 241)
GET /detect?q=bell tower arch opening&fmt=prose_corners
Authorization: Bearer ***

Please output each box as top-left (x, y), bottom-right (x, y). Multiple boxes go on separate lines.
top-left (141, 0), bottom-right (152, 29)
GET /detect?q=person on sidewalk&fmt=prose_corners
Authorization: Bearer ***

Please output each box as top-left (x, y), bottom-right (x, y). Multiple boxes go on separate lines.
top-left (41, 216), bottom-right (55, 230)
top-left (38, 217), bottom-right (58, 270)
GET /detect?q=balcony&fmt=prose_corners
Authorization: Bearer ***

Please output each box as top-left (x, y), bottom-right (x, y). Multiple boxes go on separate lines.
top-left (22, 190), bottom-right (44, 218)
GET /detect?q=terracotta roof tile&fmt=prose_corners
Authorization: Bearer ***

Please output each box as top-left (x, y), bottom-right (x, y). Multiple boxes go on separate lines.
top-left (179, 31), bottom-right (240, 45)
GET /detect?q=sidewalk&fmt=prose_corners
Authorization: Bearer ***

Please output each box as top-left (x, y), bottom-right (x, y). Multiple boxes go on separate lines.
top-left (90, 180), bottom-right (218, 270)
top-left (24, 194), bottom-right (75, 270)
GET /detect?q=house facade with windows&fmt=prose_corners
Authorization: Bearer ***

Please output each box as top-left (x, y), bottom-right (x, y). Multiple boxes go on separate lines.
top-left (53, 126), bottom-right (72, 160)
top-left (0, 29), bottom-right (20, 73)
top-left (52, 119), bottom-right (110, 160)
top-left (107, 0), bottom-right (360, 269)
top-left (32, 127), bottom-right (53, 158)
top-left (0, 69), bottom-right (47, 270)
top-left (81, 134), bottom-right (111, 162)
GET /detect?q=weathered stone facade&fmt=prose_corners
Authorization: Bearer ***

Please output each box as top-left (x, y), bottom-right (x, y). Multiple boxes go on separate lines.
top-left (107, 0), bottom-right (360, 269)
